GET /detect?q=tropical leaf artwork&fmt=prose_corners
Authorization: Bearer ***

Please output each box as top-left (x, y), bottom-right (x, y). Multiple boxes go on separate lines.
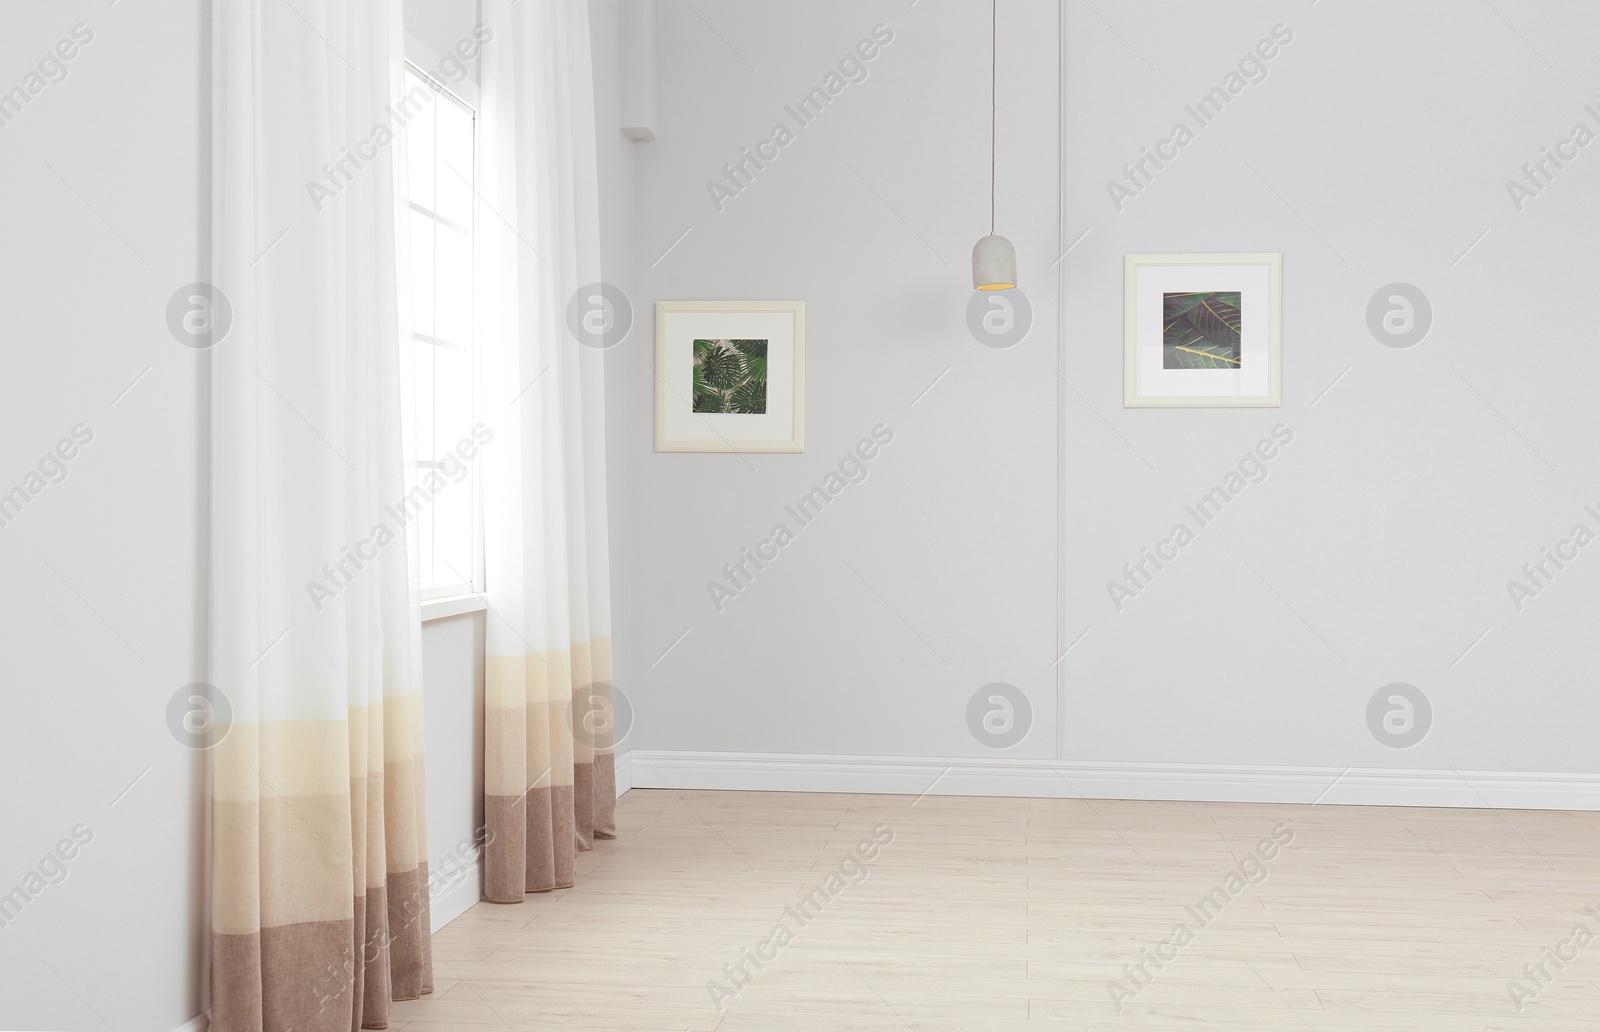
top-left (693, 338), bottom-right (769, 413)
top-left (1163, 291), bottom-right (1242, 369)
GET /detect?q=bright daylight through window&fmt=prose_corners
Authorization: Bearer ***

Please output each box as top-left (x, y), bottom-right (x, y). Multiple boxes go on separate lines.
top-left (399, 66), bottom-right (479, 599)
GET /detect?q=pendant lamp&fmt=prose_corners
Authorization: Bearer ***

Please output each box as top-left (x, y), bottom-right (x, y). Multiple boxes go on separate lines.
top-left (973, 0), bottom-right (1016, 290)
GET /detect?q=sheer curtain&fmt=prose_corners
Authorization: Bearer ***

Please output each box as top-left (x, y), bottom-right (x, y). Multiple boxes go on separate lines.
top-left (477, 0), bottom-right (618, 902)
top-left (209, 1), bottom-right (432, 1028)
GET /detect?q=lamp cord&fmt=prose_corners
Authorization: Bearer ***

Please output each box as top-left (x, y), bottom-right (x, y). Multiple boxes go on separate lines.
top-left (991, 0), bottom-right (997, 235)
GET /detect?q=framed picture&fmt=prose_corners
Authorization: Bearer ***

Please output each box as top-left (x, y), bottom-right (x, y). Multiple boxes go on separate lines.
top-left (1124, 253), bottom-right (1281, 408)
top-left (655, 300), bottom-right (805, 452)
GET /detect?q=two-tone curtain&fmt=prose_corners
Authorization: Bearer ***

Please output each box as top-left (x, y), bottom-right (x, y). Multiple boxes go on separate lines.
top-left (209, 1), bottom-right (432, 1028)
top-left (478, 0), bottom-right (617, 902)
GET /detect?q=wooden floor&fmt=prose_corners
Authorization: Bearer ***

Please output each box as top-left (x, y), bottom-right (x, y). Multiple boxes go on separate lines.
top-left (390, 788), bottom-right (1600, 1031)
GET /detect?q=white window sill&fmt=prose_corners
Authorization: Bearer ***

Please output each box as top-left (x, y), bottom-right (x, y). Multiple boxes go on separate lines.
top-left (422, 593), bottom-right (488, 623)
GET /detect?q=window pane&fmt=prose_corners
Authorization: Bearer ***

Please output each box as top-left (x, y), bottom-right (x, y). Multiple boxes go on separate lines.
top-left (410, 474), bottom-right (436, 587)
top-left (434, 225), bottom-right (471, 347)
top-left (435, 101), bottom-right (474, 228)
top-left (397, 65), bottom-right (476, 598)
top-left (408, 210), bottom-right (436, 340)
top-left (410, 338), bottom-right (437, 462)
top-left (434, 348), bottom-right (471, 460)
top-left (405, 75), bottom-right (436, 210)
top-left (429, 466), bottom-right (473, 589)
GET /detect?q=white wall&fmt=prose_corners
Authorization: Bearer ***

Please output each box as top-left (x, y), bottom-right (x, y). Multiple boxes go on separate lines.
top-left (616, 0), bottom-right (1600, 796)
top-left (0, 3), bottom-right (205, 1029)
top-left (619, 0), bottom-right (1060, 758)
top-left (590, 0), bottom-right (641, 759)
top-left (1061, 0), bottom-right (1600, 778)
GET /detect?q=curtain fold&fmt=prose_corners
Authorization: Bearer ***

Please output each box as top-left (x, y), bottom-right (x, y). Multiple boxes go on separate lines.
top-left (209, 1), bottom-right (431, 1029)
top-left (478, 0), bottom-right (617, 903)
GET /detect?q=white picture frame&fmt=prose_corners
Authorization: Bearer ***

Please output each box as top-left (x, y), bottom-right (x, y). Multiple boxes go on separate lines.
top-left (655, 300), bottom-right (806, 453)
top-left (1124, 253), bottom-right (1282, 408)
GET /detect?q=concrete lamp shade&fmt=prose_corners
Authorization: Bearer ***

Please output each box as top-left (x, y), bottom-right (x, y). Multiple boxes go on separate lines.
top-left (972, 233), bottom-right (1016, 290)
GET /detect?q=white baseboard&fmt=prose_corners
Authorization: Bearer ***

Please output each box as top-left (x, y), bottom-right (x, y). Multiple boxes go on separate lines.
top-left (169, 1011), bottom-right (208, 1032)
top-left (615, 750), bottom-right (632, 797)
top-left (628, 750), bottom-right (1600, 811)
top-left (429, 857), bottom-right (482, 933)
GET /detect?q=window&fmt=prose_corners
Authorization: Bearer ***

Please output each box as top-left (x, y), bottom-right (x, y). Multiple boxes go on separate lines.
top-left (399, 65), bottom-right (480, 599)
